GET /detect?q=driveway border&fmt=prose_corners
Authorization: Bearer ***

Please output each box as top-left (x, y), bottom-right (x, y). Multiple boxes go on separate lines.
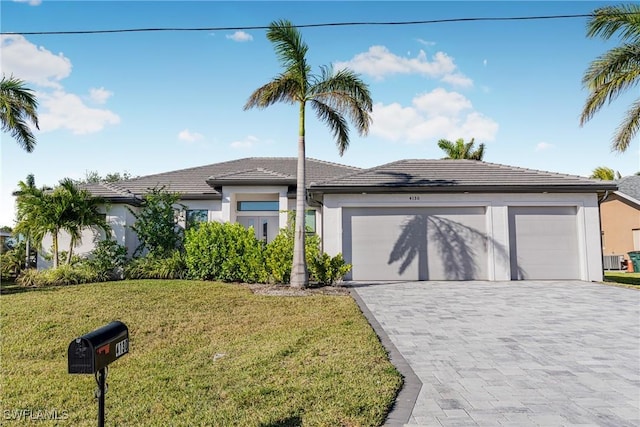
top-left (349, 286), bottom-right (422, 427)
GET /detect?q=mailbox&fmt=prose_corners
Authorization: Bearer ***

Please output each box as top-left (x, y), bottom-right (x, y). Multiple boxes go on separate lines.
top-left (68, 321), bottom-right (129, 374)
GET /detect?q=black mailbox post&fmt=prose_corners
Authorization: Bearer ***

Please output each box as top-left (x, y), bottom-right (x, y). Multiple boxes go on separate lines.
top-left (68, 321), bottom-right (129, 427)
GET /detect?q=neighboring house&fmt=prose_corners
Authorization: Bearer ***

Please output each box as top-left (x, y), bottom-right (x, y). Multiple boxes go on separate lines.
top-left (37, 157), bottom-right (615, 282)
top-left (600, 176), bottom-right (640, 269)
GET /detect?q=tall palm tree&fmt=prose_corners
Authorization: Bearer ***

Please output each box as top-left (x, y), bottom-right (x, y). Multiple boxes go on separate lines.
top-left (580, 4), bottom-right (640, 152)
top-left (245, 19), bottom-right (372, 288)
top-left (1, 75), bottom-right (39, 153)
top-left (590, 166), bottom-right (622, 180)
top-left (437, 137), bottom-right (485, 160)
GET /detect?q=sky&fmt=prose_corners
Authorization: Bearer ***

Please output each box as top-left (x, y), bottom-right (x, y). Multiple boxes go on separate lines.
top-left (1, 0), bottom-right (638, 227)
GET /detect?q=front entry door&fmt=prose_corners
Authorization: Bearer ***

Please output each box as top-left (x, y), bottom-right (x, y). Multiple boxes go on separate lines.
top-left (237, 216), bottom-right (279, 243)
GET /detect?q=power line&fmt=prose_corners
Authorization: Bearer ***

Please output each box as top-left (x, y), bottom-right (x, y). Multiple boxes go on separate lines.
top-left (0, 13), bottom-right (618, 36)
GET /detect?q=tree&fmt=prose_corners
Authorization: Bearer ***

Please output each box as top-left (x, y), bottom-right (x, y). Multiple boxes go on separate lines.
top-left (590, 166), bottom-right (622, 180)
top-left (77, 170), bottom-right (136, 184)
top-left (56, 178), bottom-right (110, 264)
top-left (129, 187), bottom-right (184, 257)
top-left (244, 19), bottom-right (372, 288)
top-left (437, 137), bottom-right (485, 160)
top-left (1, 75), bottom-right (39, 153)
top-left (580, 4), bottom-right (640, 152)
top-left (14, 176), bottom-right (109, 268)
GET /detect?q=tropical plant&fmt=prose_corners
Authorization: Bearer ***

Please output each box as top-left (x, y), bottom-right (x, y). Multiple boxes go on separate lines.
top-left (580, 4), bottom-right (640, 152)
top-left (437, 137), bottom-right (485, 160)
top-left (57, 178), bottom-right (110, 264)
top-left (245, 19), bottom-right (372, 287)
top-left (14, 176), bottom-right (109, 268)
top-left (1, 75), bottom-right (39, 152)
top-left (590, 166), bottom-right (622, 180)
top-left (85, 237), bottom-right (128, 281)
top-left (129, 187), bottom-right (184, 257)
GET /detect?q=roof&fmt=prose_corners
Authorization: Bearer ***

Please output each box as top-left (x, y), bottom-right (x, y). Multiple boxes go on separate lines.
top-left (93, 157), bottom-right (361, 200)
top-left (311, 159), bottom-right (617, 193)
top-left (614, 175), bottom-right (640, 205)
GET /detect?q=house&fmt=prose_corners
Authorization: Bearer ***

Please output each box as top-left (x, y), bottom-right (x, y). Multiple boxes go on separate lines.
top-left (600, 175), bottom-right (640, 270)
top-left (40, 157), bottom-right (615, 282)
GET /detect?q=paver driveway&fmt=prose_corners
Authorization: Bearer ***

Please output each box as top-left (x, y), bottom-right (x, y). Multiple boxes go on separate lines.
top-left (352, 281), bottom-right (640, 427)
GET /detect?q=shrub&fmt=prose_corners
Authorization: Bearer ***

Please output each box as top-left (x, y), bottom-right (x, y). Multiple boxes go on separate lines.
top-left (185, 222), bottom-right (266, 283)
top-left (124, 251), bottom-right (186, 280)
top-left (16, 265), bottom-right (98, 287)
top-left (1, 249), bottom-right (24, 281)
top-left (308, 252), bottom-right (352, 286)
top-left (85, 238), bottom-right (129, 281)
top-left (264, 225), bottom-right (321, 284)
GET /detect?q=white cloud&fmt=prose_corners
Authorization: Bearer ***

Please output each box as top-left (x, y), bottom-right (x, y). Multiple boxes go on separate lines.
top-left (370, 88), bottom-right (498, 143)
top-left (226, 31), bottom-right (253, 42)
top-left (12, 0), bottom-right (42, 6)
top-left (334, 45), bottom-right (472, 88)
top-left (230, 135), bottom-right (260, 149)
top-left (89, 87), bottom-right (113, 104)
top-left (39, 90), bottom-right (120, 134)
top-left (535, 142), bottom-right (554, 151)
top-left (178, 129), bottom-right (204, 142)
top-left (1, 35), bottom-right (72, 88)
top-left (417, 38), bottom-right (436, 47)
top-left (483, 59), bottom-right (488, 67)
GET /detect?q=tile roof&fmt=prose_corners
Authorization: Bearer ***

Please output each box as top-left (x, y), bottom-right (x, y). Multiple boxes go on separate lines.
top-left (615, 175), bottom-right (640, 202)
top-left (95, 157), bottom-right (360, 199)
top-left (311, 159), bottom-right (617, 192)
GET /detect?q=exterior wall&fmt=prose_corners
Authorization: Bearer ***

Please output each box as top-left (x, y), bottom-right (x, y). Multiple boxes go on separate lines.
top-left (322, 192), bottom-right (604, 282)
top-left (600, 194), bottom-right (640, 260)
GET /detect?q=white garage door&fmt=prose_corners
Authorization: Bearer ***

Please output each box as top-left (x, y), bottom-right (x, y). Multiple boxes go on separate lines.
top-left (508, 206), bottom-right (580, 280)
top-left (343, 207), bottom-right (488, 281)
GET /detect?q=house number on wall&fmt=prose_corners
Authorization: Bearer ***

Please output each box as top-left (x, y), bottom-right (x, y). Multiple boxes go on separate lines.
top-left (409, 196), bottom-right (420, 201)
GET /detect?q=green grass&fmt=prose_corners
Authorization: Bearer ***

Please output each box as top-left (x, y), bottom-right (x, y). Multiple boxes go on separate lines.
top-left (1, 280), bottom-right (402, 426)
top-left (604, 271), bottom-right (640, 287)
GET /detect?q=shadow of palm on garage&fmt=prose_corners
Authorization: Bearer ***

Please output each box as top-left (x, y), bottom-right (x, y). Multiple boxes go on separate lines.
top-left (388, 215), bottom-right (523, 280)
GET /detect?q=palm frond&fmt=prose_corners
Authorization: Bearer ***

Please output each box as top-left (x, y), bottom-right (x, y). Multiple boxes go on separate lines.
top-left (244, 74), bottom-right (301, 110)
top-left (587, 4), bottom-right (640, 42)
top-left (580, 44), bottom-right (640, 124)
top-left (1, 75), bottom-right (39, 152)
top-left (267, 20), bottom-right (310, 85)
top-left (310, 100), bottom-right (350, 155)
top-left (310, 66), bottom-right (372, 135)
top-left (613, 98), bottom-right (640, 152)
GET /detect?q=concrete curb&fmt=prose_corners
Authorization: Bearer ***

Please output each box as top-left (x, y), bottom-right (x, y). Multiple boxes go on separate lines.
top-left (349, 287), bottom-right (422, 427)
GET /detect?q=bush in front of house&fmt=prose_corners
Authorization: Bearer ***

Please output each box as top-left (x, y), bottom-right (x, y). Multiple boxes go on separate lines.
top-left (16, 264), bottom-right (99, 287)
top-left (85, 238), bottom-right (129, 281)
top-left (308, 252), bottom-right (352, 286)
top-left (264, 227), bottom-right (323, 284)
top-left (124, 251), bottom-right (187, 280)
top-left (184, 222), bottom-right (267, 283)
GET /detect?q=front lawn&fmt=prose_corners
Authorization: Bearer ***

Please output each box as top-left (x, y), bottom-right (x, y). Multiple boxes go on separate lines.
top-left (0, 280), bottom-right (401, 426)
top-left (604, 271), bottom-right (640, 287)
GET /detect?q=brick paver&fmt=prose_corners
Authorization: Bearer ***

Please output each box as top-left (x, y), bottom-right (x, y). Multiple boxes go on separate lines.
top-left (352, 281), bottom-right (640, 427)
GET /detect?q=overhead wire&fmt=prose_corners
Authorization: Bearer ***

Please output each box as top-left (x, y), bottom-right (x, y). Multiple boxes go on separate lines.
top-left (0, 12), bottom-right (633, 36)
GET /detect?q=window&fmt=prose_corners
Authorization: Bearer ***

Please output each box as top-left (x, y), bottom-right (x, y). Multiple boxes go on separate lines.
top-left (186, 209), bottom-right (208, 228)
top-left (305, 210), bottom-right (316, 233)
top-left (237, 201), bottom-right (279, 211)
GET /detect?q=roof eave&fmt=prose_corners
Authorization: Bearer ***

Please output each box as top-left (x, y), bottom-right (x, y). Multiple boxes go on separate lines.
top-left (309, 184), bottom-right (617, 194)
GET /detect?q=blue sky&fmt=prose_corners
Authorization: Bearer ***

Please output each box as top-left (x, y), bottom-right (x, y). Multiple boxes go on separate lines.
top-left (1, 0), bottom-right (638, 226)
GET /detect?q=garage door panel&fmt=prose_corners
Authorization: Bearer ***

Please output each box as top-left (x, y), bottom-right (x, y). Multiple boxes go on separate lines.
top-left (344, 207), bottom-right (488, 281)
top-left (509, 206), bottom-right (579, 280)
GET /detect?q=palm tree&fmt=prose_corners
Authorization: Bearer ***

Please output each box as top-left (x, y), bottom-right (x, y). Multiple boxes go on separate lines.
top-left (437, 137), bottom-right (485, 160)
top-left (580, 4), bottom-right (640, 152)
top-left (15, 177), bottom-right (109, 268)
top-left (1, 75), bottom-right (39, 153)
top-left (57, 178), bottom-right (110, 264)
top-left (245, 20), bottom-right (372, 288)
top-left (590, 166), bottom-right (622, 180)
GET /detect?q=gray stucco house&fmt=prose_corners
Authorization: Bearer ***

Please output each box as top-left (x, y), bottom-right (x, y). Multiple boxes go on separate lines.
top-left (46, 157), bottom-right (615, 282)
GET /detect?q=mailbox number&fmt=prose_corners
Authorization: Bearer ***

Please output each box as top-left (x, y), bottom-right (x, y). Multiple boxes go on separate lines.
top-left (116, 339), bottom-right (128, 357)
top-left (409, 196), bottom-right (420, 201)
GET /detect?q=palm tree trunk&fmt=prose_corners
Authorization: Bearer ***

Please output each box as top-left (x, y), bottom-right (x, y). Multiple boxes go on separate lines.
top-left (52, 230), bottom-right (59, 268)
top-left (291, 102), bottom-right (308, 288)
top-left (66, 241), bottom-right (74, 265)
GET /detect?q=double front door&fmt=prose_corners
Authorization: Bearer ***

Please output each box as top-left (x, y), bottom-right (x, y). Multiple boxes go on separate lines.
top-left (237, 216), bottom-right (279, 243)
